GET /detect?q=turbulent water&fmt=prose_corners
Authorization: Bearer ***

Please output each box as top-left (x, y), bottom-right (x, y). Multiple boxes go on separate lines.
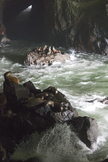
top-left (0, 40), bottom-right (108, 162)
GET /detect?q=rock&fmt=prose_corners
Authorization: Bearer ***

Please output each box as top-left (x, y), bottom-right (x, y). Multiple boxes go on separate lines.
top-left (0, 35), bottom-right (10, 43)
top-left (42, 86), bottom-right (78, 121)
top-left (68, 116), bottom-right (98, 148)
top-left (87, 97), bottom-right (108, 104)
top-left (67, 116), bottom-right (84, 132)
top-left (23, 81), bottom-right (41, 95)
top-left (54, 53), bottom-right (70, 62)
top-left (3, 81), bottom-right (30, 106)
top-left (24, 45), bottom-right (71, 66)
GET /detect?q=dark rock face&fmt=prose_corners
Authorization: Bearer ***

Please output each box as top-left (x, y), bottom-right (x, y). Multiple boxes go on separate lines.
top-left (49, 0), bottom-right (108, 54)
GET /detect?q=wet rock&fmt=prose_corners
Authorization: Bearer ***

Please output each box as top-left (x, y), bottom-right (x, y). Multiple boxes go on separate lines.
top-left (0, 35), bottom-right (10, 43)
top-left (87, 97), bottom-right (108, 104)
top-left (68, 116), bottom-right (98, 148)
top-left (24, 45), bottom-right (71, 66)
top-left (43, 86), bottom-right (78, 114)
top-left (23, 81), bottom-right (41, 95)
top-left (3, 81), bottom-right (30, 106)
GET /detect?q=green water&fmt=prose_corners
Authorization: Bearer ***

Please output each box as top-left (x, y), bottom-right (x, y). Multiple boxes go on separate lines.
top-left (0, 40), bottom-right (108, 162)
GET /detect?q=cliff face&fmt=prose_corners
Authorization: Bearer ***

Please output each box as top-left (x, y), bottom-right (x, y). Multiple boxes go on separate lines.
top-left (2, 0), bottom-right (108, 54)
top-left (46, 0), bottom-right (108, 54)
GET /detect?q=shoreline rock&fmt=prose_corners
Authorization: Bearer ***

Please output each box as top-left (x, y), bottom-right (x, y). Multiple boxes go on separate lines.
top-left (0, 72), bottom-right (98, 161)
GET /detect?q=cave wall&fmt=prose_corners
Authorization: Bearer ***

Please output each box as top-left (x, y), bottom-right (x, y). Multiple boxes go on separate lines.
top-left (0, 0), bottom-right (3, 24)
top-left (1, 0), bottom-right (108, 54)
top-left (49, 0), bottom-right (108, 54)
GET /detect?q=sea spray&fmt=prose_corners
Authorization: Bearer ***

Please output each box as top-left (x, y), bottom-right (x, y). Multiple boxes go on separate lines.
top-left (11, 123), bottom-right (89, 162)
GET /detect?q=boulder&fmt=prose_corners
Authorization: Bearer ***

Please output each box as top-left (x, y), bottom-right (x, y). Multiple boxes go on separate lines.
top-left (24, 45), bottom-right (71, 66)
top-left (67, 116), bottom-right (98, 148)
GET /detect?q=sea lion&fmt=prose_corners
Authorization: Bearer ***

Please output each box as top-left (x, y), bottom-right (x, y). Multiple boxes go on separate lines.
top-left (23, 97), bottom-right (46, 108)
top-left (52, 46), bottom-right (61, 53)
top-left (47, 46), bottom-right (52, 55)
top-left (43, 86), bottom-right (58, 95)
top-left (35, 92), bottom-right (54, 100)
top-left (45, 101), bottom-right (64, 112)
top-left (4, 71), bottom-right (19, 84)
top-left (43, 45), bottom-right (47, 51)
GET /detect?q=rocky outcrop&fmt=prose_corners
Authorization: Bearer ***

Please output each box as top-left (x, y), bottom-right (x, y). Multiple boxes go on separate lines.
top-left (24, 45), bottom-right (71, 66)
top-left (67, 116), bottom-right (98, 148)
top-left (0, 71), bottom-right (98, 161)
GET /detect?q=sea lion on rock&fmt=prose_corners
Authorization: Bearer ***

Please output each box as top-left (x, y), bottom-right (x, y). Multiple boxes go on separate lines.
top-left (22, 97), bottom-right (46, 109)
top-left (35, 92), bottom-right (54, 100)
top-left (52, 46), bottom-right (61, 53)
top-left (43, 86), bottom-right (58, 95)
top-left (43, 45), bottom-right (48, 52)
top-left (49, 101), bottom-right (64, 112)
top-left (47, 46), bottom-right (52, 55)
top-left (4, 71), bottom-right (19, 84)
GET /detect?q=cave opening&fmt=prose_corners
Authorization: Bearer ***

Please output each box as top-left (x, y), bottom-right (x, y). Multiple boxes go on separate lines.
top-left (4, 0), bottom-right (45, 42)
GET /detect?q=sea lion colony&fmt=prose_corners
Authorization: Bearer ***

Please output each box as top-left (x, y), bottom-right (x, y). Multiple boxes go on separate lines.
top-left (24, 45), bottom-right (70, 66)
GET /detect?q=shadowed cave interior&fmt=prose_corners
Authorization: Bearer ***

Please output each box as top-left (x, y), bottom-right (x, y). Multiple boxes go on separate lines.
top-left (4, 0), bottom-right (45, 42)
